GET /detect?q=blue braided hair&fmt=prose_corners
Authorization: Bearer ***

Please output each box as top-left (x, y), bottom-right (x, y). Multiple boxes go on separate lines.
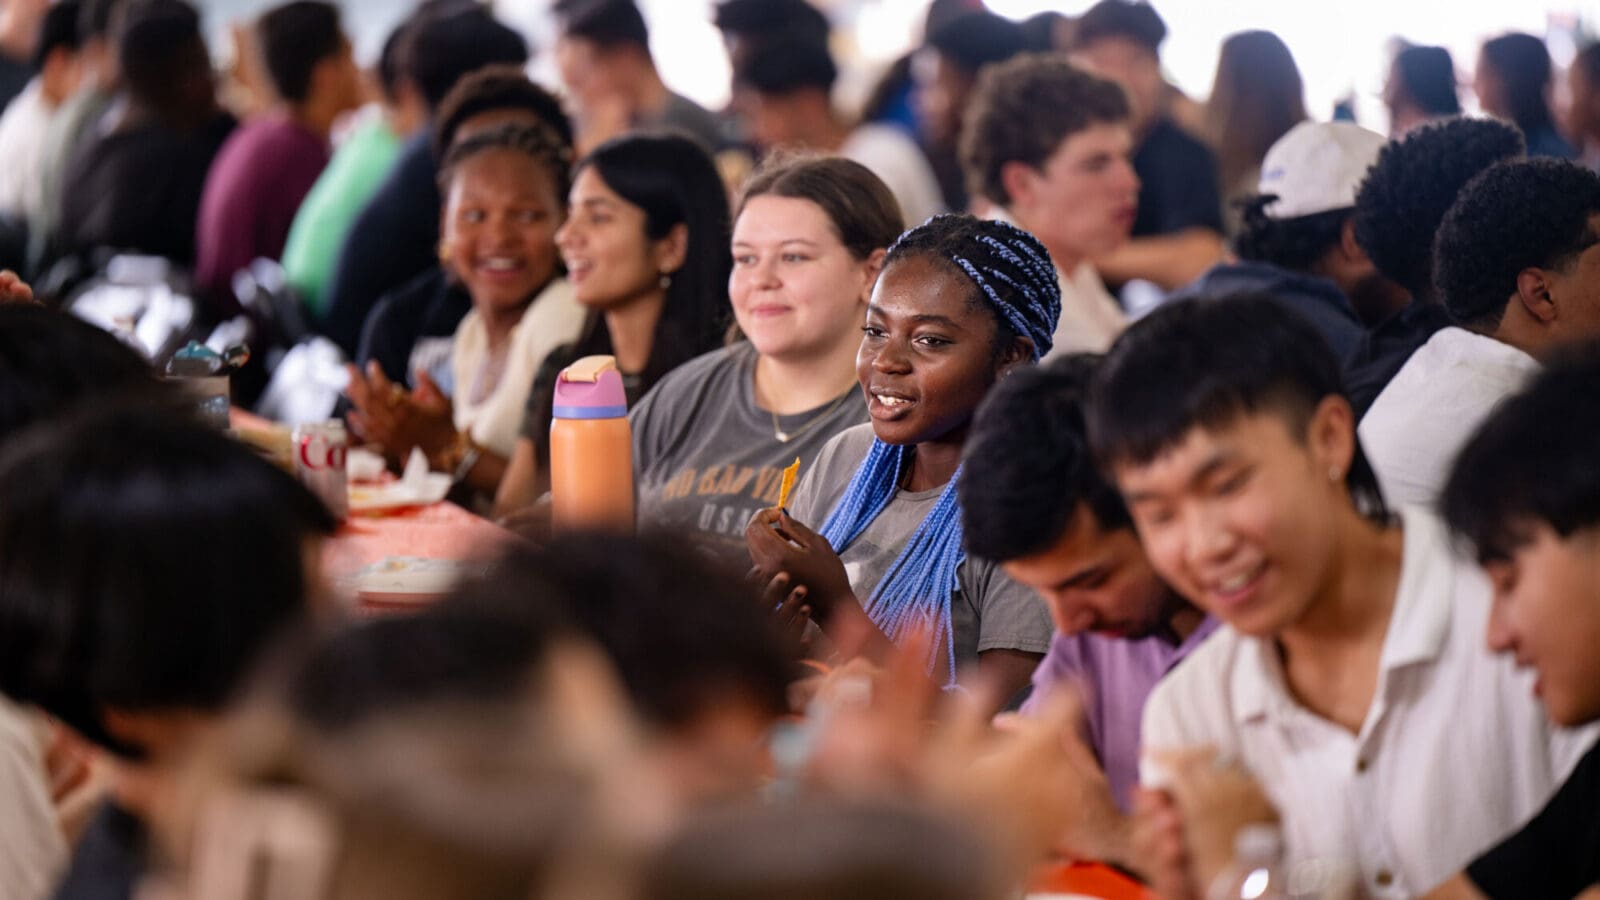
top-left (819, 214), bottom-right (1061, 685)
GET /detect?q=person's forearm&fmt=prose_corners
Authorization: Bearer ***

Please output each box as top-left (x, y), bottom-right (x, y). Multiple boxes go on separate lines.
top-left (1421, 873), bottom-right (1489, 900)
top-left (492, 439), bottom-right (540, 519)
top-left (1095, 228), bottom-right (1225, 290)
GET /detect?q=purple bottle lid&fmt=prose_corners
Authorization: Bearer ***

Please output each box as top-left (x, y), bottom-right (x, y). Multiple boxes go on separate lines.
top-left (552, 355), bottom-right (628, 419)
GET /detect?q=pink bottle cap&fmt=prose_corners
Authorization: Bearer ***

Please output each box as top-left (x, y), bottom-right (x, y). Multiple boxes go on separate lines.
top-left (552, 355), bottom-right (628, 419)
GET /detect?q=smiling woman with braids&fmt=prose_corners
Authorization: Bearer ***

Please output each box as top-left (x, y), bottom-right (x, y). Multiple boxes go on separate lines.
top-left (746, 214), bottom-right (1060, 710)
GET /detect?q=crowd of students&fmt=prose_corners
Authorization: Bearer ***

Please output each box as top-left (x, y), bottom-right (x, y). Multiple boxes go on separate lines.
top-left (3, 0), bottom-right (1600, 897)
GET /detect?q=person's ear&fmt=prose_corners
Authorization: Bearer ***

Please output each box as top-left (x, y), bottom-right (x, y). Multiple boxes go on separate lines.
top-left (996, 336), bottom-right (1035, 378)
top-left (1000, 161), bottom-right (1038, 212)
top-left (856, 247), bottom-right (887, 304)
top-left (1338, 218), bottom-right (1368, 265)
top-left (1514, 267), bottom-right (1560, 324)
top-left (1306, 395), bottom-right (1356, 486)
top-left (653, 222), bottom-right (690, 277)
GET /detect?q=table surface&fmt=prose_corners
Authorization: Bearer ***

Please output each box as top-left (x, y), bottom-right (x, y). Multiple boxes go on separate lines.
top-left (233, 412), bottom-right (1154, 897)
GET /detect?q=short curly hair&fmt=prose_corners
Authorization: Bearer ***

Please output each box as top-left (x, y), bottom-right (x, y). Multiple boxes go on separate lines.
top-left (1434, 158), bottom-right (1600, 328)
top-left (959, 53), bottom-right (1129, 208)
top-left (1352, 117), bottom-right (1523, 302)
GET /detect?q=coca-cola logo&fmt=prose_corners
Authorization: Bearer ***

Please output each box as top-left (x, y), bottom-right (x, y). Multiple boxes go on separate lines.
top-left (298, 439), bottom-right (347, 470)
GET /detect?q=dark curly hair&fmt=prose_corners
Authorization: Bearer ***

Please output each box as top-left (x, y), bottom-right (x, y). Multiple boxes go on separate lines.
top-left (884, 214), bottom-right (1061, 361)
top-left (436, 120), bottom-right (575, 204)
top-left (1233, 198), bottom-right (1348, 272)
top-left (431, 65), bottom-right (573, 162)
top-left (960, 53), bottom-right (1129, 208)
top-left (1434, 158), bottom-right (1600, 329)
top-left (960, 354), bottom-right (1130, 562)
top-left (1352, 117), bottom-right (1524, 302)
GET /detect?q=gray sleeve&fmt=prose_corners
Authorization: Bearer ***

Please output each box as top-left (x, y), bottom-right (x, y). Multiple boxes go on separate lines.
top-left (966, 560), bottom-right (1053, 655)
top-left (628, 376), bottom-right (668, 476)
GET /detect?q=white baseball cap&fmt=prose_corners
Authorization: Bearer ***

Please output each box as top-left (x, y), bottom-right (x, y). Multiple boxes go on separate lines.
top-left (1257, 121), bottom-right (1388, 220)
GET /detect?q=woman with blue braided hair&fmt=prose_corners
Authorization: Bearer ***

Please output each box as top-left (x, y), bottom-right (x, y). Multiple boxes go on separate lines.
top-left (746, 213), bottom-right (1061, 709)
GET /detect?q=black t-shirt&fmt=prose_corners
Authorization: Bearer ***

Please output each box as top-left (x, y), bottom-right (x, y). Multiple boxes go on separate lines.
top-left (57, 112), bottom-right (237, 266)
top-left (1131, 118), bottom-right (1223, 237)
top-left (321, 132), bottom-right (441, 356)
top-left (1466, 739), bottom-right (1600, 899)
top-left (53, 801), bottom-right (144, 900)
top-left (356, 267), bottom-right (472, 387)
top-left (1345, 300), bottom-right (1453, 420)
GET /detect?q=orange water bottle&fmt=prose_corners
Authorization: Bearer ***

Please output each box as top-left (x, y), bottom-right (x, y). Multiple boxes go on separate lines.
top-left (549, 354), bottom-right (634, 533)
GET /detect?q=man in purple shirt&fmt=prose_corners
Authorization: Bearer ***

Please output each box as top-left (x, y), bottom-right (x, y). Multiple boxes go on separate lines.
top-left (959, 353), bottom-right (1216, 867)
top-left (193, 1), bottom-right (361, 315)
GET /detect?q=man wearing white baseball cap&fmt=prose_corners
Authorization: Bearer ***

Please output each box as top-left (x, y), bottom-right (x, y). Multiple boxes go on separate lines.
top-left (1172, 120), bottom-right (1409, 359)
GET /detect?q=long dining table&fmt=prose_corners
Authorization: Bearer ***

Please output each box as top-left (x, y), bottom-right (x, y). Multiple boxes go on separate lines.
top-left (229, 410), bottom-right (1155, 900)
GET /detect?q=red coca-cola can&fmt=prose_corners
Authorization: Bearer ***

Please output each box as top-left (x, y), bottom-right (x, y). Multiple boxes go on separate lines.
top-left (292, 421), bottom-right (348, 521)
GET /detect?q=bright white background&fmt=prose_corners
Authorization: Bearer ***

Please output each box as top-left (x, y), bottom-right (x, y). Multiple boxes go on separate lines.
top-left (200, 0), bottom-right (1600, 134)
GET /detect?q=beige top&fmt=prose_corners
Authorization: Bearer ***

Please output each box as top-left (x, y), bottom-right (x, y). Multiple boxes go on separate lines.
top-left (1047, 260), bottom-right (1127, 359)
top-left (451, 278), bottom-right (586, 457)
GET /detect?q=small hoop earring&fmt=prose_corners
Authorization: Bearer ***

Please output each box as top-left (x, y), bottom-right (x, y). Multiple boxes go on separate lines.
top-left (659, 272), bottom-right (672, 290)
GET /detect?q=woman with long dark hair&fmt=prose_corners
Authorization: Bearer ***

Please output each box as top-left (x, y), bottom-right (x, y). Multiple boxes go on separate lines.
top-left (495, 132), bottom-right (732, 514)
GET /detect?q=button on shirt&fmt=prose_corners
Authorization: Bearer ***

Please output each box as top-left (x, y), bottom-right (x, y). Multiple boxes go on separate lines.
top-left (1358, 327), bottom-right (1539, 509)
top-left (1021, 615), bottom-right (1220, 810)
top-left (1141, 509), bottom-right (1598, 898)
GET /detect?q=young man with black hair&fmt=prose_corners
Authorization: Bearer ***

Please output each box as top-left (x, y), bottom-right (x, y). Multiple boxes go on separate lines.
top-left (1141, 343), bottom-right (1600, 900)
top-left (1420, 343), bottom-right (1600, 899)
top-left (1343, 116), bottom-right (1525, 414)
top-left (1360, 157), bottom-right (1600, 508)
top-left (711, 0), bottom-right (828, 77)
top-left (0, 0), bottom-right (82, 237)
top-left (912, 10), bottom-right (1028, 212)
top-left (958, 354), bottom-right (1215, 866)
top-left (553, 0), bottom-right (722, 154)
top-left (959, 54), bottom-right (1136, 357)
top-left (0, 406), bottom-right (336, 900)
top-left (1090, 295), bottom-right (1594, 898)
top-left (28, 0), bottom-right (119, 274)
top-left (282, 18), bottom-right (428, 316)
top-left (732, 38), bottom-right (943, 226)
top-left (319, 5), bottom-right (528, 355)
top-left (1174, 121), bottom-right (1405, 360)
top-left (193, 0), bottom-right (362, 313)
top-left (1069, 0), bottom-right (1224, 292)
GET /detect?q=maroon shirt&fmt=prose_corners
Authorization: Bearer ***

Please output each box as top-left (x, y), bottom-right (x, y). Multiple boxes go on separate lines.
top-left (193, 115), bottom-right (328, 312)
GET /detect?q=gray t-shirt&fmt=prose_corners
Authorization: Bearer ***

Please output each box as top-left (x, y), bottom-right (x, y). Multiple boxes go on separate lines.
top-left (631, 343), bottom-right (868, 570)
top-left (787, 423), bottom-right (1054, 684)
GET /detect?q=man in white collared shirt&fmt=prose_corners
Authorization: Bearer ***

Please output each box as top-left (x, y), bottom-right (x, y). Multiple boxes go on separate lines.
top-left (1360, 158), bottom-right (1600, 509)
top-left (959, 54), bottom-right (1136, 358)
top-left (1086, 295), bottom-right (1595, 899)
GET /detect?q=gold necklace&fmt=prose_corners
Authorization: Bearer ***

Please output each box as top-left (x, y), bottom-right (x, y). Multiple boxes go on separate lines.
top-left (770, 390), bottom-right (852, 443)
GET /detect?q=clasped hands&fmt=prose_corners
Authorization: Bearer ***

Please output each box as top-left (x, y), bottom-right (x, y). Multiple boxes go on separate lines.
top-left (343, 361), bottom-right (457, 470)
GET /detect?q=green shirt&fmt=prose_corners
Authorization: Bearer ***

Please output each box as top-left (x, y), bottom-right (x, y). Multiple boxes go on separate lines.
top-left (282, 117), bottom-right (402, 316)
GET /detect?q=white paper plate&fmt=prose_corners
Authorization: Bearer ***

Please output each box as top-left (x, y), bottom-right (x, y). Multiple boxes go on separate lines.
top-left (352, 556), bottom-right (468, 606)
top-left (347, 473), bottom-right (452, 513)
